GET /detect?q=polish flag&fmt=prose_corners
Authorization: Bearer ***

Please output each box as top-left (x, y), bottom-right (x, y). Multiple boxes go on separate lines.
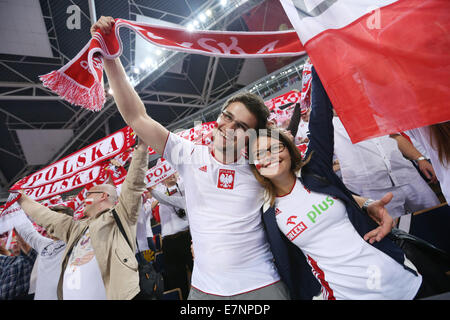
top-left (281, 0), bottom-right (450, 143)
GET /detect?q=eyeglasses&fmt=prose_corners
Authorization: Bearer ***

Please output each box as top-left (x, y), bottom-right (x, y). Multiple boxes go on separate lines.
top-left (253, 143), bottom-right (286, 160)
top-left (85, 191), bottom-right (107, 197)
top-left (219, 111), bottom-right (250, 131)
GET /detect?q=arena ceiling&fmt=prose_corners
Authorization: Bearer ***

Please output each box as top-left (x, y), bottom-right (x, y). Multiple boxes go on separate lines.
top-left (0, 0), bottom-right (301, 198)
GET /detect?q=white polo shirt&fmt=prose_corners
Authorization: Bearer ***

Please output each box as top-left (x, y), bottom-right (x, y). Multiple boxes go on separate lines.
top-left (163, 132), bottom-right (280, 296)
top-left (275, 179), bottom-right (422, 300)
top-left (333, 117), bottom-right (420, 193)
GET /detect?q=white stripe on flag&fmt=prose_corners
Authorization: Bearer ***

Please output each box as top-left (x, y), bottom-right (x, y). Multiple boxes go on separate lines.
top-left (281, 0), bottom-right (398, 44)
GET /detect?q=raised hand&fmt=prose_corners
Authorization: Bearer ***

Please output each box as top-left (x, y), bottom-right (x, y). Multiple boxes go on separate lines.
top-left (90, 16), bottom-right (115, 37)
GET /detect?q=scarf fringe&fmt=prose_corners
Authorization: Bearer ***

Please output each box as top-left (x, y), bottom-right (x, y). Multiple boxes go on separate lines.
top-left (40, 71), bottom-right (105, 112)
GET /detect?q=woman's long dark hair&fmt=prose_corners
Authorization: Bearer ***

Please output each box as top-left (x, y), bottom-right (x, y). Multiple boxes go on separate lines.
top-left (429, 121), bottom-right (450, 167)
top-left (249, 128), bottom-right (311, 207)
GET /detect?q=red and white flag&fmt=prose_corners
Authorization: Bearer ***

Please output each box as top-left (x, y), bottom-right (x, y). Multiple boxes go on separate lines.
top-left (281, 0), bottom-right (450, 143)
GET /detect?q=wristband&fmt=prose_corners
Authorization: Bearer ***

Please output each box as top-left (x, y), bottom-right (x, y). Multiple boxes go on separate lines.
top-left (362, 199), bottom-right (375, 213)
top-left (414, 156), bottom-right (426, 161)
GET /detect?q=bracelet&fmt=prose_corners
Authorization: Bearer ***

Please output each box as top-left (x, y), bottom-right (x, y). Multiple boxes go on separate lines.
top-left (362, 199), bottom-right (375, 213)
top-left (414, 156), bottom-right (426, 161)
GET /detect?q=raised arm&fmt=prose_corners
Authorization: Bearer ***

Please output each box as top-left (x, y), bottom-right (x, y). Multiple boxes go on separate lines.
top-left (13, 210), bottom-right (53, 254)
top-left (92, 16), bottom-right (169, 154)
top-left (304, 67), bottom-right (335, 171)
top-left (114, 139), bottom-right (149, 225)
top-left (17, 194), bottom-right (75, 243)
top-left (150, 189), bottom-right (187, 210)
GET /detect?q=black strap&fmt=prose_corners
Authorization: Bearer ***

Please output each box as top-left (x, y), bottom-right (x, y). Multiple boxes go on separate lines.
top-left (111, 209), bottom-right (133, 251)
top-left (176, 183), bottom-right (183, 197)
top-left (112, 208), bottom-right (144, 254)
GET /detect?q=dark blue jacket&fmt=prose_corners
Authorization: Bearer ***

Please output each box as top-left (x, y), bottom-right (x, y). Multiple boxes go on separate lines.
top-left (262, 67), bottom-right (419, 300)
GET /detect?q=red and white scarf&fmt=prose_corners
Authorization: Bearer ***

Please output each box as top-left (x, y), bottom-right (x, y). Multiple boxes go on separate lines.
top-left (10, 126), bottom-right (135, 194)
top-left (40, 18), bottom-right (304, 112)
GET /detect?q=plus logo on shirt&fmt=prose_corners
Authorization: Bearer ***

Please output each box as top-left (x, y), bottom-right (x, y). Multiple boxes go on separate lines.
top-left (217, 169), bottom-right (235, 189)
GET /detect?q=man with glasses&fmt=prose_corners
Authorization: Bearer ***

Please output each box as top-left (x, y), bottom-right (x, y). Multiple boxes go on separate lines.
top-left (91, 16), bottom-right (396, 301)
top-left (93, 13), bottom-right (286, 300)
top-left (17, 139), bottom-right (149, 300)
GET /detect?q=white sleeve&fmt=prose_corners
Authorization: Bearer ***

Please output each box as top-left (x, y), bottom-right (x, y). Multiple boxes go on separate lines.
top-left (136, 206), bottom-right (150, 252)
top-left (145, 211), bottom-right (153, 238)
top-left (151, 189), bottom-right (186, 210)
top-left (162, 132), bottom-right (195, 173)
top-left (14, 210), bottom-right (53, 254)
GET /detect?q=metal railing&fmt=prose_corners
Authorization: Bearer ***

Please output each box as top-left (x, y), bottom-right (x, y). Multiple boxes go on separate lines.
top-left (166, 54), bottom-right (308, 131)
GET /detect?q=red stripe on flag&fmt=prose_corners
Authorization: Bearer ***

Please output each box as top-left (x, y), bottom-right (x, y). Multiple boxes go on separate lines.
top-left (305, 0), bottom-right (450, 143)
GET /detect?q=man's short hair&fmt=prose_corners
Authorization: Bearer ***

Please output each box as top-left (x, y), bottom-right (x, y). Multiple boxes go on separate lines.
top-left (222, 92), bottom-right (270, 130)
top-left (50, 205), bottom-right (74, 217)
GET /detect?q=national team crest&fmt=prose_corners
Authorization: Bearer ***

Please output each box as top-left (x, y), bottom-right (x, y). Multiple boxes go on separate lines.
top-left (217, 169), bottom-right (235, 190)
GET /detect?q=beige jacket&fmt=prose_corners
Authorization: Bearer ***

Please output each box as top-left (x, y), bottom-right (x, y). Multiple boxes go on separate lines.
top-left (19, 145), bottom-right (148, 300)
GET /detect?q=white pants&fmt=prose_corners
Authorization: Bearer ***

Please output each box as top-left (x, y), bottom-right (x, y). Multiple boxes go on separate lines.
top-left (358, 175), bottom-right (440, 219)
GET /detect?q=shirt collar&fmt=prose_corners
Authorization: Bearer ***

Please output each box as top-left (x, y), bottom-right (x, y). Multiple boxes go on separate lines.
top-left (263, 169), bottom-right (302, 212)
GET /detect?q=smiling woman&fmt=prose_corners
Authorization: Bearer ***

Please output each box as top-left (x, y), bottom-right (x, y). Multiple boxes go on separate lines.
top-left (249, 128), bottom-right (311, 207)
top-left (249, 67), bottom-right (429, 301)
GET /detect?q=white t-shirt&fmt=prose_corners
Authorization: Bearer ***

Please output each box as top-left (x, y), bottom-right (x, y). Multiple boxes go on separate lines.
top-left (163, 133), bottom-right (280, 296)
top-left (63, 228), bottom-right (107, 300)
top-left (407, 126), bottom-right (450, 203)
top-left (333, 117), bottom-right (421, 192)
top-left (14, 214), bottom-right (66, 300)
top-left (35, 241), bottom-right (66, 300)
top-left (275, 179), bottom-right (422, 300)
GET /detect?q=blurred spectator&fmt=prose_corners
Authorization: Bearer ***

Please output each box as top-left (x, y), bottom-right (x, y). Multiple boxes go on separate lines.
top-left (135, 191), bottom-right (156, 262)
top-left (0, 231), bottom-right (37, 300)
top-left (149, 173), bottom-right (192, 300)
top-left (13, 205), bottom-right (73, 300)
top-left (333, 116), bottom-right (440, 219)
top-left (407, 122), bottom-right (450, 203)
top-left (294, 108), bottom-right (310, 145)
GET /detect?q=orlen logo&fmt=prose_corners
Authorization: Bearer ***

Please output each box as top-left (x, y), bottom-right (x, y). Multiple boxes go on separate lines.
top-left (217, 169), bottom-right (235, 190)
top-left (286, 221), bottom-right (308, 242)
top-left (287, 215), bottom-right (297, 225)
